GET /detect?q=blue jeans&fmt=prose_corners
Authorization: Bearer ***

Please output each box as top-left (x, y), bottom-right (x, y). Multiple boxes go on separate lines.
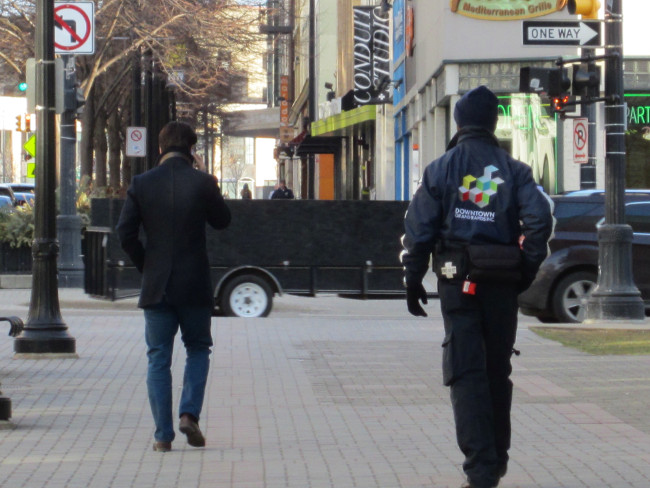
top-left (144, 301), bottom-right (213, 442)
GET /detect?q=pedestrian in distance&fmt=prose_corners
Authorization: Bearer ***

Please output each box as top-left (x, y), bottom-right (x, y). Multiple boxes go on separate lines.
top-left (240, 183), bottom-right (252, 199)
top-left (270, 179), bottom-right (294, 199)
top-left (401, 86), bottom-right (554, 488)
top-left (116, 121), bottom-right (231, 453)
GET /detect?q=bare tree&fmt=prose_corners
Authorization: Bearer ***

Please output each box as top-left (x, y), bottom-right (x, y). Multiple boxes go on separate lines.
top-left (0, 0), bottom-right (267, 191)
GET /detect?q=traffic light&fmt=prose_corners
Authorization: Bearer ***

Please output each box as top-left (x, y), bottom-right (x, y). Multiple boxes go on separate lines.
top-left (568, 0), bottom-right (600, 19)
top-left (15, 114), bottom-right (23, 132)
top-left (519, 67), bottom-right (570, 97)
top-left (572, 63), bottom-right (601, 98)
top-left (17, 82), bottom-right (28, 92)
top-left (551, 95), bottom-right (571, 114)
top-left (24, 114), bottom-right (32, 132)
top-left (63, 86), bottom-right (86, 116)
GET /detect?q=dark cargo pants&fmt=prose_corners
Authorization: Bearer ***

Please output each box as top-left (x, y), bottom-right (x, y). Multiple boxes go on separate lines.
top-left (438, 279), bottom-right (519, 488)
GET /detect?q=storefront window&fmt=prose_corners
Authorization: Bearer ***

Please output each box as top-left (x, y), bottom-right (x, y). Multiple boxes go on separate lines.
top-left (495, 94), bottom-right (558, 194)
top-left (625, 94), bottom-right (650, 189)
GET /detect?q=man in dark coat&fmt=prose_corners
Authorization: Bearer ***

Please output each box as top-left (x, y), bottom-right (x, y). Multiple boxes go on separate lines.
top-left (117, 121), bottom-right (231, 452)
top-left (270, 179), bottom-right (294, 199)
top-left (401, 86), bottom-right (553, 488)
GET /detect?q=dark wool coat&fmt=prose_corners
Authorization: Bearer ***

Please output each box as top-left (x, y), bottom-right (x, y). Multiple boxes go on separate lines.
top-left (117, 153), bottom-right (231, 308)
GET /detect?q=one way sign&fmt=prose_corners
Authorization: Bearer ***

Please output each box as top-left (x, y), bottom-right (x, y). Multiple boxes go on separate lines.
top-left (523, 21), bottom-right (601, 47)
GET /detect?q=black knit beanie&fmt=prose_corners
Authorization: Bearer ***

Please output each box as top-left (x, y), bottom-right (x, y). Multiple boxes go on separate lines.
top-left (453, 85), bottom-right (499, 132)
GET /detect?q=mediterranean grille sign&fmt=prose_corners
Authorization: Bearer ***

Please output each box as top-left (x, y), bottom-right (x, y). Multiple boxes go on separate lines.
top-left (450, 0), bottom-right (567, 21)
top-left (353, 6), bottom-right (391, 106)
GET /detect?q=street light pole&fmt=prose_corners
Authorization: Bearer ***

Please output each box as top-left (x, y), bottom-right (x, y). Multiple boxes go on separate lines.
top-left (585, 0), bottom-right (645, 322)
top-left (57, 54), bottom-right (84, 288)
top-left (14, 0), bottom-right (76, 356)
top-left (307, 0), bottom-right (316, 199)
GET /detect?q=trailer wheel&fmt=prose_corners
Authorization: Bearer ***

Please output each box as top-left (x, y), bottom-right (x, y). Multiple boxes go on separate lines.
top-left (220, 274), bottom-right (273, 318)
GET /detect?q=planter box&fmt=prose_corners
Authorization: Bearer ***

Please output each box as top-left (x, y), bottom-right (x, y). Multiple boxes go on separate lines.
top-left (0, 244), bottom-right (32, 273)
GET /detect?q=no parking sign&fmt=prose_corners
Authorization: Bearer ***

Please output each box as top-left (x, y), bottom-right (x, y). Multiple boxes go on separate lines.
top-left (54, 2), bottom-right (95, 55)
top-left (573, 118), bottom-right (588, 164)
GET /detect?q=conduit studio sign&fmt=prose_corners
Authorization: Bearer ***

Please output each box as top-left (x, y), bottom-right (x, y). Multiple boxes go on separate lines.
top-left (54, 2), bottom-right (95, 55)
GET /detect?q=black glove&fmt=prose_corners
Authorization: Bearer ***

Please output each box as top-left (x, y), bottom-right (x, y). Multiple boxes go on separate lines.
top-left (406, 283), bottom-right (428, 317)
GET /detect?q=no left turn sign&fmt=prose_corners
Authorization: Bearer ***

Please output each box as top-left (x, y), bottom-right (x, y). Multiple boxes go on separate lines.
top-left (54, 2), bottom-right (95, 55)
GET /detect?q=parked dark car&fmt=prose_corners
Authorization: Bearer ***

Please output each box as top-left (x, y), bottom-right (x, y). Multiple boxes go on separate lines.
top-left (7, 183), bottom-right (35, 194)
top-left (518, 190), bottom-right (650, 323)
top-left (13, 192), bottom-right (34, 206)
top-left (0, 195), bottom-right (13, 209)
top-left (0, 185), bottom-right (17, 207)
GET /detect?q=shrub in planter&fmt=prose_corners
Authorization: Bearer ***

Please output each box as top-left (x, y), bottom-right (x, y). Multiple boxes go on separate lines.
top-left (0, 205), bottom-right (34, 249)
top-left (0, 206), bottom-right (34, 273)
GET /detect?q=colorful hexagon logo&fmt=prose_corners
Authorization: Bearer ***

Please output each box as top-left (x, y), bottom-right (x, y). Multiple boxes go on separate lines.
top-left (458, 165), bottom-right (503, 208)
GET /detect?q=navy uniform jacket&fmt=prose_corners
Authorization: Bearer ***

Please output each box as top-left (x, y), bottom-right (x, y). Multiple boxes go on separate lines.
top-left (401, 127), bottom-right (553, 288)
top-left (117, 153), bottom-right (231, 308)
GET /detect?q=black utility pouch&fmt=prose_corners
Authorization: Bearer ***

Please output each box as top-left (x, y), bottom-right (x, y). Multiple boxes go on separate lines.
top-left (433, 242), bottom-right (467, 282)
top-left (466, 244), bottom-right (522, 283)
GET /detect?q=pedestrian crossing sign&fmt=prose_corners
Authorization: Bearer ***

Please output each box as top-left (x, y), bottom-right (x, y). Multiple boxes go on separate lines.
top-left (24, 135), bottom-right (36, 158)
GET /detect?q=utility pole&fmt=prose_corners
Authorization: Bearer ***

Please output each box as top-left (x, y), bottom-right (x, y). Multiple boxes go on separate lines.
top-left (131, 48), bottom-right (143, 177)
top-left (579, 51), bottom-right (597, 189)
top-left (307, 0), bottom-right (315, 199)
top-left (14, 0), bottom-right (76, 356)
top-left (57, 54), bottom-right (84, 288)
top-left (585, 0), bottom-right (645, 321)
top-left (143, 50), bottom-right (155, 172)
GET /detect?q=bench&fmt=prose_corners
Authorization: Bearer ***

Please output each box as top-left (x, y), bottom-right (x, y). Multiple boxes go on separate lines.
top-left (0, 316), bottom-right (24, 422)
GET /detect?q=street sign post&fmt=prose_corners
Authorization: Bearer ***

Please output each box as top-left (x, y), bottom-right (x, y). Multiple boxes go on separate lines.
top-left (54, 2), bottom-right (95, 54)
top-left (522, 20), bottom-right (601, 46)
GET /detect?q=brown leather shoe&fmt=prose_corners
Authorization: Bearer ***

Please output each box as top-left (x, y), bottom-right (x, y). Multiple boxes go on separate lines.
top-left (152, 441), bottom-right (172, 452)
top-left (179, 414), bottom-right (205, 447)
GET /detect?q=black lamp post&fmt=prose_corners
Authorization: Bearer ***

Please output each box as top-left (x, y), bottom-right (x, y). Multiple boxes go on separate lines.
top-left (14, 0), bottom-right (76, 356)
top-left (585, 0), bottom-right (645, 321)
top-left (57, 54), bottom-right (84, 288)
top-left (307, 0), bottom-right (315, 199)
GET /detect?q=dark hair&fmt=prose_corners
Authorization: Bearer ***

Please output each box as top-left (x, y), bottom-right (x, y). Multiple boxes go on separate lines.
top-left (159, 121), bottom-right (198, 153)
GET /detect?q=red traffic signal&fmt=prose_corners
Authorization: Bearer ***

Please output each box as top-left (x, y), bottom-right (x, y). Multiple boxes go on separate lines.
top-left (24, 114), bottom-right (32, 132)
top-left (552, 95), bottom-right (571, 114)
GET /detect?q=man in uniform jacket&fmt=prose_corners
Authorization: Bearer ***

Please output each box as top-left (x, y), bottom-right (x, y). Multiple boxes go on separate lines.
top-left (117, 121), bottom-right (231, 452)
top-left (270, 179), bottom-right (294, 199)
top-left (401, 86), bottom-right (553, 488)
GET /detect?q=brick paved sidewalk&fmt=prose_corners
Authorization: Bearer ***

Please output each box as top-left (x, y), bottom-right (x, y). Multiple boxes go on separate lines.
top-left (1, 291), bottom-right (650, 487)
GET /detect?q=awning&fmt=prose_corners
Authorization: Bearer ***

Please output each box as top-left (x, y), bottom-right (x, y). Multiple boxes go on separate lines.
top-left (311, 105), bottom-right (376, 137)
top-left (277, 130), bottom-right (342, 156)
top-left (294, 135), bottom-right (342, 155)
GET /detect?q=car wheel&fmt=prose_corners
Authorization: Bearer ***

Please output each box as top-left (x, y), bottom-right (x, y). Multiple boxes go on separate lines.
top-left (220, 274), bottom-right (273, 318)
top-left (551, 271), bottom-right (597, 323)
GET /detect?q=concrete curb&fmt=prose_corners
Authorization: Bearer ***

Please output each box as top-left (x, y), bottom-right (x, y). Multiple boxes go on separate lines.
top-left (0, 274), bottom-right (31, 289)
